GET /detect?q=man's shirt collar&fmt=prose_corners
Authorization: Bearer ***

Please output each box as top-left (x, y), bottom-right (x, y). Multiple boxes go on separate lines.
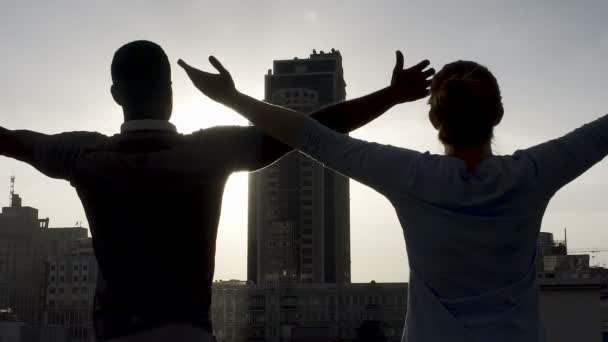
top-left (120, 120), bottom-right (177, 134)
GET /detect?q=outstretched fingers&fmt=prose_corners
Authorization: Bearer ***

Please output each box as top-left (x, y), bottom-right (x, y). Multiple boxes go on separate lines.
top-left (177, 59), bottom-right (216, 79)
top-left (410, 59), bottom-right (431, 72)
top-left (394, 50), bottom-right (405, 74)
top-left (422, 68), bottom-right (436, 79)
top-left (209, 56), bottom-right (230, 76)
top-left (177, 59), bottom-right (194, 72)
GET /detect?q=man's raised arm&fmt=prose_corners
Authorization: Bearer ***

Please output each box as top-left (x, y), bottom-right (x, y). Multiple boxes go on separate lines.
top-left (308, 51), bottom-right (432, 134)
top-left (1, 127), bottom-right (47, 162)
top-left (178, 51), bottom-right (434, 171)
top-left (0, 127), bottom-right (105, 180)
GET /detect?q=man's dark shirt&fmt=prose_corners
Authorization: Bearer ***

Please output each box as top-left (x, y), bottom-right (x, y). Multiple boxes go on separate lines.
top-left (29, 120), bottom-right (290, 340)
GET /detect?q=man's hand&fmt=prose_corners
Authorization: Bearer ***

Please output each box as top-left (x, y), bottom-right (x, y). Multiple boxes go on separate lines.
top-left (389, 51), bottom-right (435, 104)
top-left (178, 56), bottom-right (238, 104)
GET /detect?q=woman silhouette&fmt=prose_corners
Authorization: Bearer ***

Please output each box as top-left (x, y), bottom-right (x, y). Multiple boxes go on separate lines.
top-left (179, 53), bottom-right (608, 342)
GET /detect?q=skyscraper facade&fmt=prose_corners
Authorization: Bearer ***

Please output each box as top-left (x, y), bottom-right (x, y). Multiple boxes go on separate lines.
top-left (248, 49), bottom-right (350, 284)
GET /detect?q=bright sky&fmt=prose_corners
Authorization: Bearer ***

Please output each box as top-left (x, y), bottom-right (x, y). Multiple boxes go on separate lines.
top-left (0, 0), bottom-right (607, 282)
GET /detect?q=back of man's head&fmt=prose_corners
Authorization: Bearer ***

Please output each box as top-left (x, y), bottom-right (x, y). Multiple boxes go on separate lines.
top-left (111, 40), bottom-right (172, 120)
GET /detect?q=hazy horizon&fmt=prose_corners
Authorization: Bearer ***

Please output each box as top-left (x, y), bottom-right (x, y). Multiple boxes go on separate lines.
top-left (1, 0), bottom-right (607, 282)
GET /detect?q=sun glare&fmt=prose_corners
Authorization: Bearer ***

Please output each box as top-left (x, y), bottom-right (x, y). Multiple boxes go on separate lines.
top-left (172, 97), bottom-right (251, 279)
top-left (171, 99), bottom-right (249, 134)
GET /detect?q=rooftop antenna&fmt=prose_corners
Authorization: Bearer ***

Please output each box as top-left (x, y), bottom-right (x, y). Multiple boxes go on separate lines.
top-left (9, 176), bottom-right (15, 206)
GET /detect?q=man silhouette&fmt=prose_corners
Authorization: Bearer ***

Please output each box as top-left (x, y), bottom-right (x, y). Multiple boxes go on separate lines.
top-left (0, 40), bottom-right (429, 341)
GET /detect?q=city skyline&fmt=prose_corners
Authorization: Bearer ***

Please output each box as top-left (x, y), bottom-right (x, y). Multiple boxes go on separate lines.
top-left (0, 0), bottom-right (607, 283)
top-left (1, 190), bottom-right (601, 341)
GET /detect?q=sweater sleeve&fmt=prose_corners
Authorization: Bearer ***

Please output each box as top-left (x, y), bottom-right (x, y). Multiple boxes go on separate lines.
top-left (296, 116), bottom-right (420, 197)
top-left (522, 113), bottom-right (608, 195)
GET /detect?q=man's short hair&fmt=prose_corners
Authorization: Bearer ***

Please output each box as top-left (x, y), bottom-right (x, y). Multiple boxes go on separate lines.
top-left (111, 40), bottom-right (171, 97)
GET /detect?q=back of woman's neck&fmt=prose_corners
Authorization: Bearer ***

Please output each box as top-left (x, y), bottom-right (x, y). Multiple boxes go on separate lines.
top-left (445, 143), bottom-right (493, 173)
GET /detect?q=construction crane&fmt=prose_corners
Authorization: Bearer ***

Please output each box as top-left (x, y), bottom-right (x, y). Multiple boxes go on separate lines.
top-left (568, 248), bottom-right (608, 254)
top-left (568, 248), bottom-right (608, 268)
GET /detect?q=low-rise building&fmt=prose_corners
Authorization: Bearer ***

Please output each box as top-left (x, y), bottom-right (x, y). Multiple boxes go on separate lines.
top-left (0, 187), bottom-right (87, 324)
top-left (540, 278), bottom-right (602, 342)
top-left (0, 308), bottom-right (24, 342)
top-left (210, 279), bottom-right (602, 342)
top-left (43, 238), bottom-right (97, 341)
top-left (211, 281), bottom-right (408, 342)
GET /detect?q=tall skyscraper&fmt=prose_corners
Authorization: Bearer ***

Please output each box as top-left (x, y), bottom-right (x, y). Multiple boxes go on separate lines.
top-left (248, 49), bottom-right (350, 284)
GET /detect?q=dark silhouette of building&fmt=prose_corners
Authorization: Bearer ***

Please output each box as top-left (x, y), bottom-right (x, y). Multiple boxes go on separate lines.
top-left (248, 49), bottom-right (350, 284)
top-left (0, 178), bottom-right (87, 324)
top-left (537, 232), bottom-right (592, 279)
top-left (43, 237), bottom-right (97, 341)
top-left (210, 280), bottom-right (408, 342)
top-left (354, 320), bottom-right (388, 342)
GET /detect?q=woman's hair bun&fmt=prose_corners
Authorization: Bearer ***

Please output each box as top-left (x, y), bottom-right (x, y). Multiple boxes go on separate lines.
top-left (429, 61), bottom-right (503, 146)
